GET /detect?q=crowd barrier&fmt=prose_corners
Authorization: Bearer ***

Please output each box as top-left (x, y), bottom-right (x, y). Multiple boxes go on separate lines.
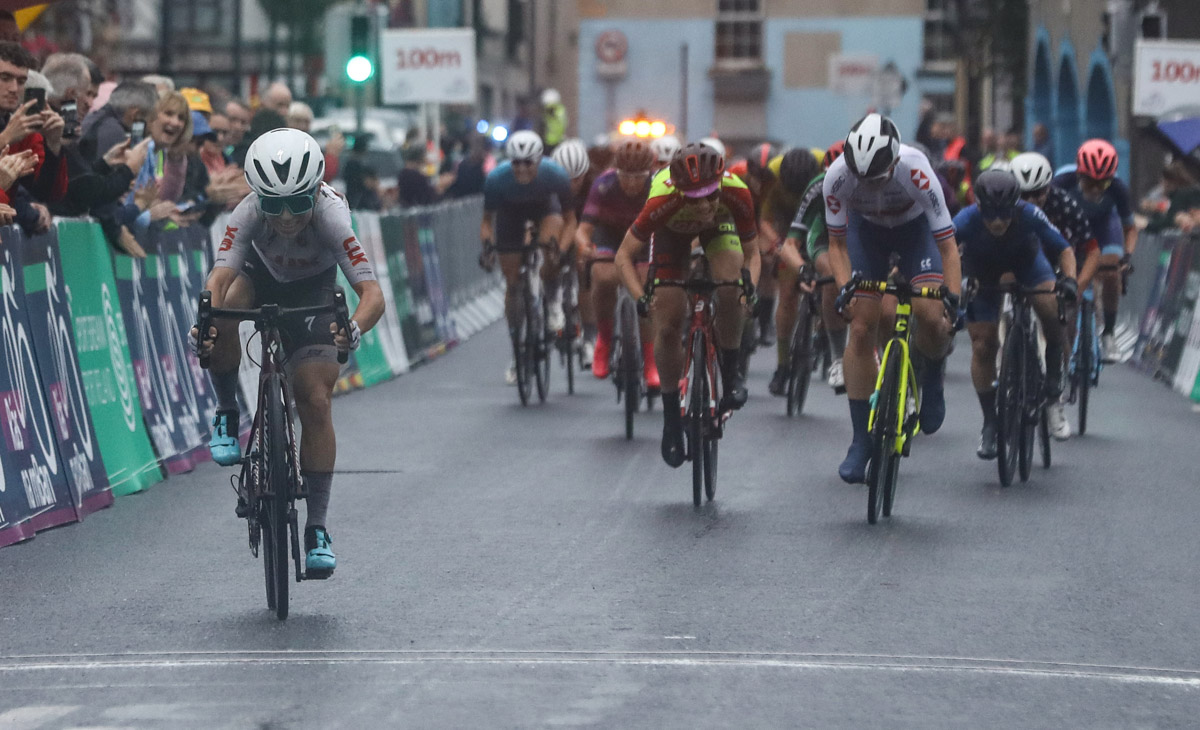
top-left (0, 196), bottom-right (500, 548)
top-left (1132, 229), bottom-right (1200, 402)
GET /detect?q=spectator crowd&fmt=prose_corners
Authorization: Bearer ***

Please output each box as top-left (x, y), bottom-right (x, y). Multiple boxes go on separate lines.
top-left (0, 10), bottom-right (515, 259)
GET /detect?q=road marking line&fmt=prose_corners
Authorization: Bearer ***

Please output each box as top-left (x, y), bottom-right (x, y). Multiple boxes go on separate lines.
top-left (1, 651), bottom-right (1198, 688)
top-left (0, 705), bottom-right (79, 729)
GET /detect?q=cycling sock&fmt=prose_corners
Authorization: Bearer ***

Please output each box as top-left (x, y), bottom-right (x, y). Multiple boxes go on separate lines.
top-left (848, 398), bottom-right (870, 443)
top-left (211, 371), bottom-right (240, 413)
top-left (719, 348), bottom-right (742, 384)
top-left (757, 296), bottom-right (775, 332)
top-left (977, 389), bottom-right (997, 427)
top-left (828, 328), bottom-right (848, 360)
top-left (1103, 310), bottom-right (1117, 335)
top-left (303, 470), bottom-right (333, 530)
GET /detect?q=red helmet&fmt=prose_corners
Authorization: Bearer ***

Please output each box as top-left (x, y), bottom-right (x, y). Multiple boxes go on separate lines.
top-left (823, 140), bottom-right (845, 169)
top-left (669, 142), bottom-right (725, 195)
top-left (1077, 139), bottom-right (1118, 180)
top-left (614, 139), bottom-right (656, 173)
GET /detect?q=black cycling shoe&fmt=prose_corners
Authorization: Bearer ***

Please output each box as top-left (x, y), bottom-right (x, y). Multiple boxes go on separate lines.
top-left (977, 423), bottom-right (998, 460)
top-left (661, 416), bottom-right (686, 468)
top-left (768, 368), bottom-right (787, 397)
top-left (720, 380), bottom-right (748, 412)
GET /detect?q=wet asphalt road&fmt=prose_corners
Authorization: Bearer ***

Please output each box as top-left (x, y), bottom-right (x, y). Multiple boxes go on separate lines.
top-left (3, 323), bottom-right (1200, 728)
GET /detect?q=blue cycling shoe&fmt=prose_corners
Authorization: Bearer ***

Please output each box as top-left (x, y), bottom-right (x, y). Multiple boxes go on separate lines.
top-left (209, 410), bottom-right (242, 466)
top-left (305, 526), bottom-right (336, 575)
top-left (838, 439), bottom-right (871, 484)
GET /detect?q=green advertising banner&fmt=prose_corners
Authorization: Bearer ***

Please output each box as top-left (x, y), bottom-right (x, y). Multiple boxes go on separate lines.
top-left (56, 220), bottom-right (163, 496)
top-left (335, 268), bottom-right (392, 389)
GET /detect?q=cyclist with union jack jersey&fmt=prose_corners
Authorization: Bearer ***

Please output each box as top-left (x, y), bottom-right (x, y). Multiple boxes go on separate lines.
top-left (824, 114), bottom-right (962, 484)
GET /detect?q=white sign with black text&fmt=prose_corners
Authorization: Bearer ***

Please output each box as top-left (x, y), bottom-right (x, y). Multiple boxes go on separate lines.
top-left (380, 28), bottom-right (477, 105)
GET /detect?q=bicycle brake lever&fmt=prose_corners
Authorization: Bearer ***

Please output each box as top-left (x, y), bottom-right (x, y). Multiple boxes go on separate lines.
top-left (333, 290), bottom-right (351, 365)
top-left (197, 290), bottom-right (212, 369)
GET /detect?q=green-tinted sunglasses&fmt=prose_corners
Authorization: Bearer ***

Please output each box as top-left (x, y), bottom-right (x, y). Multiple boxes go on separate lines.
top-left (259, 192), bottom-right (316, 216)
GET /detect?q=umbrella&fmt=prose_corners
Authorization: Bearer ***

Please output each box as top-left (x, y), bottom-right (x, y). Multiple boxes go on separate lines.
top-left (1144, 114), bottom-right (1200, 180)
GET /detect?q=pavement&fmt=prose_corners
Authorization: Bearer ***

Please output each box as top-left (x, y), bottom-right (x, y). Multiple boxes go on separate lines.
top-left (3, 323), bottom-right (1200, 728)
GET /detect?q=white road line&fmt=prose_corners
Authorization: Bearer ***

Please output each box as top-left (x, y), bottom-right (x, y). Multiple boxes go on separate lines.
top-left (0, 705), bottom-right (79, 730)
top-left (0, 651), bottom-right (1198, 688)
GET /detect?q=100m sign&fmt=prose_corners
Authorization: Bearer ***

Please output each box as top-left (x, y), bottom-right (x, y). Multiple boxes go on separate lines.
top-left (1151, 60), bottom-right (1200, 83)
top-left (394, 48), bottom-right (462, 69)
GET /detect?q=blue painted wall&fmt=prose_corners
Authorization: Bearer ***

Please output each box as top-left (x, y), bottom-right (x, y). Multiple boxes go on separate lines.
top-left (578, 15), bottom-right (924, 150)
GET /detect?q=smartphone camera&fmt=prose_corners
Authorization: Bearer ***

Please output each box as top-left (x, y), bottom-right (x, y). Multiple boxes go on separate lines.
top-left (60, 101), bottom-right (78, 139)
top-left (129, 120), bottom-right (146, 145)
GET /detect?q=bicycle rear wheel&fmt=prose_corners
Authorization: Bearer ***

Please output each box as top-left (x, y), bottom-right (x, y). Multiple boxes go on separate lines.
top-left (265, 373), bottom-right (290, 620)
top-left (996, 329), bottom-right (1022, 487)
top-left (1038, 406), bottom-right (1051, 469)
top-left (867, 345), bottom-right (901, 524)
top-left (688, 331), bottom-right (707, 507)
top-left (1077, 300), bottom-right (1093, 435)
top-left (535, 299), bottom-right (550, 402)
top-left (513, 322), bottom-right (532, 406)
top-left (704, 340), bottom-right (722, 503)
top-left (786, 300), bottom-right (814, 417)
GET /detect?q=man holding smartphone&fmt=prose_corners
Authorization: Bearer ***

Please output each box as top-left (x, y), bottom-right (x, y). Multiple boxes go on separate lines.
top-left (0, 42), bottom-right (68, 233)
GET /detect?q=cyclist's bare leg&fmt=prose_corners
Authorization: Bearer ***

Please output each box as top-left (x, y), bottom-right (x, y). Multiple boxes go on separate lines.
top-left (207, 275), bottom-right (255, 412)
top-left (537, 213), bottom-right (564, 289)
top-left (292, 360), bottom-right (340, 529)
top-left (1098, 251), bottom-right (1121, 334)
top-left (775, 275), bottom-right (798, 367)
top-left (578, 254), bottom-right (596, 342)
top-left (709, 247), bottom-right (746, 350)
top-left (592, 261), bottom-right (619, 325)
top-left (968, 322), bottom-right (1000, 393)
top-left (499, 252), bottom-right (524, 332)
top-left (635, 262), bottom-right (655, 345)
top-left (911, 297), bottom-right (952, 360)
top-left (651, 287), bottom-right (688, 392)
top-left (844, 297), bottom-right (882, 400)
top-left (816, 253), bottom-right (847, 356)
top-left (1031, 281), bottom-right (1066, 388)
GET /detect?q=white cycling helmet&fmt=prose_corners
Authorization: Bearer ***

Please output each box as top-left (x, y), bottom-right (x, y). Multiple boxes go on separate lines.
top-left (552, 137), bottom-right (590, 179)
top-left (699, 136), bottom-right (726, 159)
top-left (844, 113), bottom-right (900, 179)
top-left (541, 88), bottom-right (562, 106)
top-left (650, 135), bottom-right (682, 165)
top-left (505, 129), bottom-right (544, 161)
top-left (244, 128), bottom-right (325, 197)
top-left (1011, 152), bottom-right (1054, 192)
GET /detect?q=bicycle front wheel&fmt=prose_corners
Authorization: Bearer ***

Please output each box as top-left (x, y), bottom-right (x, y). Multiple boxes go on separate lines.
top-left (868, 345), bottom-right (901, 524)
top-left (996, 330), bottom-right (1023, 487)
top-left (265, 373), bottom-right (290, 620)
top-left (705, 336), bottom-right (722, 503)
top-left (786, 300), bottom-right (814, 417)
top-left (513, 318), bottom-right (532, 406)
top-left (1039, 406), bottom-right (1051, 469)
top-left (1018, 334), bottom-right (1038, 483)
top-left (688, 330), bottom-right (707, 507)
top-left (619, 297), bottom-right (640, 440)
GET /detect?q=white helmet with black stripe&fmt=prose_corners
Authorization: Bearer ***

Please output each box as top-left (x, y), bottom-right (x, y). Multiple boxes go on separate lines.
top-left (552, 137), bottom-right (590, 179)
top-left (844, 113), bottom-right (900, 180)
top-left (244, 128), bottom-right (325, 197)
top-left (505, 130), bottom-right (544, 161)
top-left (1011, 152), bottom-right (1055, 192)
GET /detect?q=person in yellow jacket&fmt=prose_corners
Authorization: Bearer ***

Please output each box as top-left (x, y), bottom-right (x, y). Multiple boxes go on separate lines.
top-left (540, 88), bottom-right (567, 153)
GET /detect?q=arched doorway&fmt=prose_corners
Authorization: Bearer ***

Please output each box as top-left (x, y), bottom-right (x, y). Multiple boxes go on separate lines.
top-left (1085, 50), bottom-right (1117, 141)
top-left (1029, 28), bottom-right (1054, 161)
top-left (1055, 43), bottom-right (1081, 170)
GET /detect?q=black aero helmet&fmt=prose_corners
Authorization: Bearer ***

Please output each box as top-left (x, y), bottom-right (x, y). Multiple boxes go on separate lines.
top-left (669, 142), bottom-right (726, 195)
top-left (844, 113), bottom-right (901, 179)
top-left (779, 147), bottom-right (820, 195)
top-left (974, 168), bottom-right (1022, 219)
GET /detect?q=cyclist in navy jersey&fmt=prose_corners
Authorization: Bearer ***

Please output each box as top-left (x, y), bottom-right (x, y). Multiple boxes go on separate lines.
top-left (956, 169), bottom-right (1077, 459)
top-left (1052, 139), bottom-right (1136, 362)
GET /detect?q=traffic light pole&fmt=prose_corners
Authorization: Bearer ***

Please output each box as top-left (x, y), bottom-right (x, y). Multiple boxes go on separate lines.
top-left (355, 83), bottom-right (365, 141)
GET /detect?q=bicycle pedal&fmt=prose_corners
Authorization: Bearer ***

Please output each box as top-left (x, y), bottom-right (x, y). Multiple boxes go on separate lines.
top-left (303, 568), bottom-right (333, 581)
top-left (833, 384), bottom-right (847, 395)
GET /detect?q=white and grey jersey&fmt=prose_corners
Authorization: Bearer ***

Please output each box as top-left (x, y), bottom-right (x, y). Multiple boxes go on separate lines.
top-left (213, 183), bottom-right (376, 286)
top-left (822, 144), bottom-right (956, 243)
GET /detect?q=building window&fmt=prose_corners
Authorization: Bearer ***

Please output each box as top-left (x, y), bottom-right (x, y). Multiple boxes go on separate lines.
top-left (715, 0), bottom-right (762, 64)
top-left (923, 0), bottom-right (956, 66)
top-left (171, 0), bottom-right (223, 36)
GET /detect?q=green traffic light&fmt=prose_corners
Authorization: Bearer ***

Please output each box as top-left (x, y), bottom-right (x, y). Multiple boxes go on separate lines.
top-left (346, 55), bottom-right (373, 83)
